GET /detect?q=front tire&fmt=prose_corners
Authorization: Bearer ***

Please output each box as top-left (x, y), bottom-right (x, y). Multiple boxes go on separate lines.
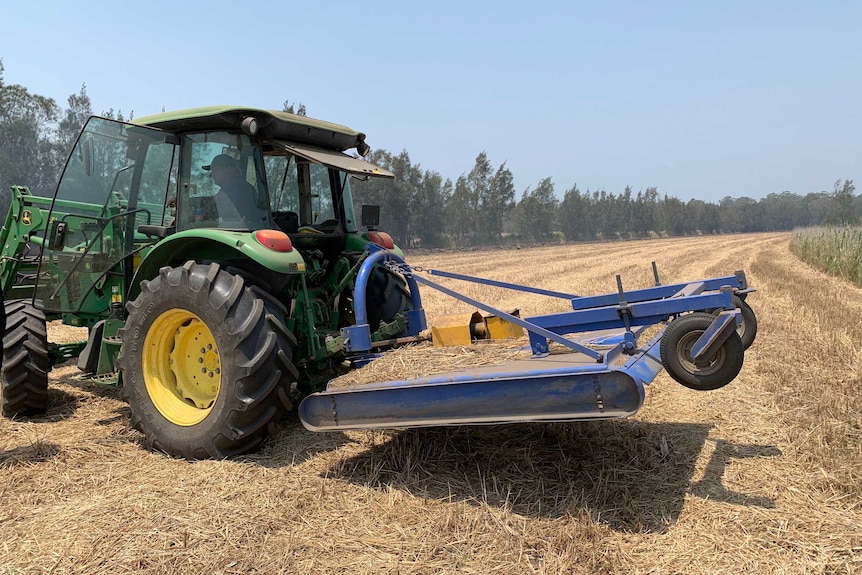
top-left (118, 262), bottom-right (298, 459)
top-left (1, 300), bottom-right (50, 417)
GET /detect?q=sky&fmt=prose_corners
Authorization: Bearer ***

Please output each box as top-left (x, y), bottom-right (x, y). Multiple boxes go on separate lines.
top-left (1, 0), bottom-right (859, 203)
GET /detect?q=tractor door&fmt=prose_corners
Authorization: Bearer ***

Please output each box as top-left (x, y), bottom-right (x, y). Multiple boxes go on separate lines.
top-left (33, 117), bottom-right (177, 315)
top-left (175, 132), bottom-right (271, 232)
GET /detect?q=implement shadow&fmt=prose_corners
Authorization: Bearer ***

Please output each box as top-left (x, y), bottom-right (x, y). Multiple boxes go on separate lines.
top-left (322, 420), bottom-right (780, 533)
top-left (247, 414), bottom-right (353, 468)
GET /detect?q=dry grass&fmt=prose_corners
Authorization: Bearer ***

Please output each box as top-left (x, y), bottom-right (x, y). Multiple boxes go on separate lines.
top-left (328, 341), bottom-right (532, 390)
top-left (2, 232), bottom-right (861, 574)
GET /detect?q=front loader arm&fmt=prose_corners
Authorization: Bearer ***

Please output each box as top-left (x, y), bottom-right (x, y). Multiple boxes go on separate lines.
top-left (0, 186), bottom-right (53, 298)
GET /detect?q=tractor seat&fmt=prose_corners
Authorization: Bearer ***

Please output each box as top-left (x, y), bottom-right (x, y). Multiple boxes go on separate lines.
top-left (274, 211), bottom-right (299, 234)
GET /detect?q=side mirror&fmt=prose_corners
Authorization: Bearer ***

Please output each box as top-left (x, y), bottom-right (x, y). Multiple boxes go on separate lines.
top-left (361, 204), bottom-right (380, 230)
top-left (49, 220), bottom-right (68, 250)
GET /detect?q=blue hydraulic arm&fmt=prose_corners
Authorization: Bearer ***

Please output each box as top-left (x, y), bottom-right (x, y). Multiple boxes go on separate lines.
top-left (342, 248), bottom-right (427, 352)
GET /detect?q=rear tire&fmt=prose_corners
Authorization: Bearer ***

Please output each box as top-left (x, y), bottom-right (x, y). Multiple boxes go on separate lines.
top-left (366, 268), bottom-right (412, 332)
top-left (2, 301), bottom-right (50, 417)
top-left (118, 262), bottom-right (298, 459)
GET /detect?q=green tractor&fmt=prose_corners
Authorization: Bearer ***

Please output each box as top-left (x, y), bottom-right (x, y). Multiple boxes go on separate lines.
top-left (0, 107), bottom-right (426, 458)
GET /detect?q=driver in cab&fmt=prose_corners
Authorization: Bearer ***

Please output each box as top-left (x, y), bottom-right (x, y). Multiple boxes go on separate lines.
top-left (203, 154), bottom-right (258, 224)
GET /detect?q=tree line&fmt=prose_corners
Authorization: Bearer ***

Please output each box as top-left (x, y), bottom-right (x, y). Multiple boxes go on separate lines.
top-left (2, 59), bottom-right (859, 248)
top-left (351, 152), bottom-right (859, 248)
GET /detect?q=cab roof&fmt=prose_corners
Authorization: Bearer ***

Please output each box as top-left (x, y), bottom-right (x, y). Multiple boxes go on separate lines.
top-left (133, 106), bottom-right (367, 152)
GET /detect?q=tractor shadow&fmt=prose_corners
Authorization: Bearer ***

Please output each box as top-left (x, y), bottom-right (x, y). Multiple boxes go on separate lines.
top-left (33, 361), bottom-right (128, 423)
top-left (41, 378), bottom-right (126, 423)
top-left (322, 420), bottom-right (781, 533)
top-left (0, 441), bottom-right (61, 466)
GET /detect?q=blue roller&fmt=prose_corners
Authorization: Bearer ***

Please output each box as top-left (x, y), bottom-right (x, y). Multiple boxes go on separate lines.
top-left (299, 331), bottom-right (665, 431)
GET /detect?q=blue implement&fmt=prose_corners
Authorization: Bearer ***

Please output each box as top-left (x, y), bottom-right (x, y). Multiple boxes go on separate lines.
top-left (304, 261), bottom-right (757, 433)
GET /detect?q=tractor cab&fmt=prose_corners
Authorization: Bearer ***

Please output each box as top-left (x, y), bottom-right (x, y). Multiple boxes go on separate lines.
top-left (262, 140), bottom-right (395, 279)
top-left (28, 109), bottom-right (396, 321)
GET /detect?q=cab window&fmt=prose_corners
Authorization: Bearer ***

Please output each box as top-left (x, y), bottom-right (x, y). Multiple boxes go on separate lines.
top-left (177, 132), bottom-right (270, 231)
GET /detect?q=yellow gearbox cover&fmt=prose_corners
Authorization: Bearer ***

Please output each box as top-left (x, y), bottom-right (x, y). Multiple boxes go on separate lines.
top-left (431, 311), bottom-right (483, 347)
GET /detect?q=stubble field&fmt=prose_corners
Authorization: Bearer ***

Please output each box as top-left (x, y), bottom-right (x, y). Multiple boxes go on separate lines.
top-left (1, 232), bottom-right (860, 574)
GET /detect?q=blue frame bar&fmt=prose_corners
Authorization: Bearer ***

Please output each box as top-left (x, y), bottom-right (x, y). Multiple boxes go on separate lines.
top-left (526, 289), bottom-right (735, 337)
top-left (524, 289), bottom-right (735, 354)
top-left (409, 273), bottom-right (604, 360)
top-left (428, 269), bottom-right (579, 300)
top-left (568, 272), bottom-right (748, 310)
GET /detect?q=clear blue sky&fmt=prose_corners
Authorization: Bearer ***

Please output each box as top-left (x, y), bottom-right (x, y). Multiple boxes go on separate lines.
top-left (1, 0), bottom-right (859, 203)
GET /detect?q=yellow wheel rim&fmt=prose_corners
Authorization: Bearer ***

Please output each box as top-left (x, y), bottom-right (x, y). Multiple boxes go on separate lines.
top-left (143, 309), bottom-right (221, 426)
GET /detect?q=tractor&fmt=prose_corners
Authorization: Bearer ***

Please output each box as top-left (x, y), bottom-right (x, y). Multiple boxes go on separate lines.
top-left (0, 107), bottom-right (425, 458)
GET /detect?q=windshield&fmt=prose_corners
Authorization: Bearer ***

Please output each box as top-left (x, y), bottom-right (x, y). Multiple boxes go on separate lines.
top-left (35, 116), bottom-right (175, 313)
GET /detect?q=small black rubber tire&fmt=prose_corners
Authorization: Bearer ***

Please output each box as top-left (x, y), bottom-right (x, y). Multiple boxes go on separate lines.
top-left (660, 312), bottom-right (744, 391)
top-left (2, 300), bottom-right (50, 417)
top-left (118, 262), bottom-right (298, 459)
top-left (366, 267), bottom-right (413, 332)
top-left (733, 296), bottom-right (757, 350)
top-left (711, 295), bottom-right (757, 350)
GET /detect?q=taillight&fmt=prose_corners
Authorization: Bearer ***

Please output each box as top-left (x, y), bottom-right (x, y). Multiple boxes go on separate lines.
top-left (254, 229), bottom-right (293, 252)
top-left (367, 231), bottom-right (394, 249)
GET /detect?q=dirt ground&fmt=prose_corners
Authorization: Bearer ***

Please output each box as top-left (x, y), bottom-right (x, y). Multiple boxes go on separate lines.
top-left (1, 232), bottom-right (860, 574)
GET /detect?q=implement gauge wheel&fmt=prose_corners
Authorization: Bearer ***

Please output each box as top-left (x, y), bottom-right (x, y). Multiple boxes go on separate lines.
top-left (1, 300), bottom-right (50, 417)
top-left (660, 312), bottom-right (744, 391)
top-left (118, 262), bottom-right (298, 459)
top-left (712, 295), bottom-right (757, 350)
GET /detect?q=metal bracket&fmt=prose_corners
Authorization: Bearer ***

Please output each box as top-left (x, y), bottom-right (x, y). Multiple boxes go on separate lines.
top-left (691, 309), bottom-right (741, 361)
